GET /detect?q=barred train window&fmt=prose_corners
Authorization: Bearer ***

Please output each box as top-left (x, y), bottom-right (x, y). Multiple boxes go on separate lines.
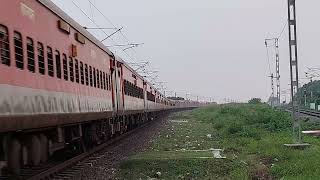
top-left (26, 37), bottom-right (35, 72)
top-left (105, 73), bottom-right (109, 90)
top-left (96, 69), bottom-right (100, 88)
top-left (14, 31), bottom-right (23, 69)
top-left (103, 72), bottom-right (106, 90)
top-left (75, 59), bottom-right (79, 83)
top-left (37, 42), bottom-right (45, 74)
top-left (85, 64), bottom-right (89, 86)
top-left (89, 66), bottom-right (93, 87)
top-left (100, 70), bottom-right (103, 89)
top-left (93, 67), bottom-right (96, 87)
top-left (0, 25), bottom-right (10, 66)
top-left (63, 54), bottom-right (68, 81)
top-left (47, 47), bottom-right (54, 77)
top-left (55, 50), bottom-right (61, 79)
top-left (108, 75), bottom-right (112, 90)
top-left (80, 61), bottom-right (84, 84)
top-left (69, 57), bottom-right (74, 82)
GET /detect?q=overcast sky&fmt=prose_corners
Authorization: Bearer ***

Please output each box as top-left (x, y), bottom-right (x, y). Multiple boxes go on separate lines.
top-left (51, 0), bottom-right (320, 103)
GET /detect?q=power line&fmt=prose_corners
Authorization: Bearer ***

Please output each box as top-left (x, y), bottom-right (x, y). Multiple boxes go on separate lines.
top-left (70, 0), bottom-right (136, 62)
top-left (70, 0), bottom-right (162, 89)
top-left (85, 0), bottom-right (142, 58)
top-left (71, 0), bottom-right (111, 41)
top-left (278, 20), bottom-right (288, 39)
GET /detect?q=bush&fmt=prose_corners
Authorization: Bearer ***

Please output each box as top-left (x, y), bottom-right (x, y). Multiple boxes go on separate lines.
top-left (226, 123), bottom-right (243, 135)
top-left (248, 98), bottom-right (262, 104)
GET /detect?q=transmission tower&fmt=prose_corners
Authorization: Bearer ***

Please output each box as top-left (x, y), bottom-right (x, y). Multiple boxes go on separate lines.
top-left (265, 38), bottom-right (280, 106)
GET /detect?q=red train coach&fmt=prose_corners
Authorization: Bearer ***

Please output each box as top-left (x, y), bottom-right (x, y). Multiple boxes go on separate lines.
top-left (0, 0), bottom-right (120, 174)
top-left (0, 0), bottom-right (198, 175)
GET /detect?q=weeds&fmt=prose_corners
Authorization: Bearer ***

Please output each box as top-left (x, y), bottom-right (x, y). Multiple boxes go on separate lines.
top-left (117, 104), bottom-right (320, 179)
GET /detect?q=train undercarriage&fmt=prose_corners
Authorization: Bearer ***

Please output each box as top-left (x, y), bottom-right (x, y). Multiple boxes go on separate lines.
top-left (0, 111), bottom-right (160, 176)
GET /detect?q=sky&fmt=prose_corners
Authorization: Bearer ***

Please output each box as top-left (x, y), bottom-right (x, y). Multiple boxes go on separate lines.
top-left (51, 0), bottom-right (320, 103)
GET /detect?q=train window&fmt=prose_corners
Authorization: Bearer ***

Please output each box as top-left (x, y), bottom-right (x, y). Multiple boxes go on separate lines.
top-left (63, 54), bottom-right (68, 81)
top-left (69, 57), bottom-right (74, 82)
top-left (14, 31), bottom-right (23, 69)
top-left (108, 75), bottom-right (111, 90)
top-left (26, 38), bottom-right (35, 72)
top-left (85, 64), bottom-right (89, 86)
top-left (80, 61), bottom-right (84, 84)
top-left (124, 80), bottom-right (128, 95)
top-left (47, 46), bottom-right (54, 77)
top-left (37, 42), bottom-right (45, 74)
top-left (100, 70), bottom-right (103, 89)
top-left (103, 72), bottom-right (106, 90)
top-left (105, 73), bottom-right (109, 90)
top-left (75, 59), bottom-right (79, 83)
top-left (0, 25), bottom-right (10, 66)
top-left (97, 69), bottom-right (100, 88)
top-left (55, 51), bottom-right (61, 79)
top-left (89, 66), bottom-right (93, 87)
top-left (93, 67), bottom-right (96, 87)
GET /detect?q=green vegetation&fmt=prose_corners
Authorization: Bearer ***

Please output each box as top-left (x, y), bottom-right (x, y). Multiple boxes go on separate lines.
top-left (248, 98), bottom-right (262, 104)
top-left (296, 80), bottom-right (320, 106)
top-left (117, 104), bottom-right (320, 179)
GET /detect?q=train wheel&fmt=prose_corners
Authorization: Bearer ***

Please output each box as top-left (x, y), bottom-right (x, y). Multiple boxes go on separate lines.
top-left (8, 138), bottom-right (21, 174)
top-left (39, 134), bottom-right (48, 163)
top-left (27, 135), bottom-right (41, 166)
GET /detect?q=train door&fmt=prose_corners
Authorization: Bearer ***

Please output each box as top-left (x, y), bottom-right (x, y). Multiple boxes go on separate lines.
top-left (117, 62), bottom-right (124, 112)
top-left (110, 59), bottom-right (116, 112)
top-left (143, 82), bottom-right (147, 111)
top-left (111, 60), bottom-right (124, 113)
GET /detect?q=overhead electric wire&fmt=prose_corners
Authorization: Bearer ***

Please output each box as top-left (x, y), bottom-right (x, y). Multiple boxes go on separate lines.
top-left (71, 0), bottom-right (135, 62)
top-left (70, 0), bottom-right (163, 92)
top-left (85, 0), bottom-right (142, 59)
top-left (71, 0), bottom-right (111, 40)
top-left (278, 20), bottom-right (288, 39)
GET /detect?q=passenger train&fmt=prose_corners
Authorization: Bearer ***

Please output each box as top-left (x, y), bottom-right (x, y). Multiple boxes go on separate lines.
top-left (0, 0), bottom-right (201, 174)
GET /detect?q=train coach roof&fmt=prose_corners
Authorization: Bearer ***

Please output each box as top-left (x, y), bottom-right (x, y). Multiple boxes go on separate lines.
top-left (115, 56), bottom-right (166, 98)
top-left (38, 0), bottom-right (114, 57)
top-left (115, 56), bottom-right (145, 80)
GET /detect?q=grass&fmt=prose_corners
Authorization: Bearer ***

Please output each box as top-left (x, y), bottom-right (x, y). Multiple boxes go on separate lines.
top-left (117, 104), bottom-right (320, 180)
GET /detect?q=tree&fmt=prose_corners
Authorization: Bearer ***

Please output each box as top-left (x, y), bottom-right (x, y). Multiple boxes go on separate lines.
top-left (294, 80), bottom-right (320, 106)
top-left (248, 98), bottom-right (262, 104)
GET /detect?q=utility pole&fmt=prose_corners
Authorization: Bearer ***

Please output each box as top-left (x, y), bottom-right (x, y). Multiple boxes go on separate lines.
top-left (288, 0), bottom-right (300, 144)
top-left (285, 0), bottom-right (308, 147)
top-left (265, 38), bottom-right (281, 106)
top-left (268, 73), bottom-right (275, 107)
top-left (275, 38), bottom-right (281, 106)
top-left (304, 89), bottom-right (307, 107)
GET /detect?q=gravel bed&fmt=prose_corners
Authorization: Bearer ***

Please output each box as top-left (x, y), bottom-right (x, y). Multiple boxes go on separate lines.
top-left (77, 115), bottom-right (170, 180)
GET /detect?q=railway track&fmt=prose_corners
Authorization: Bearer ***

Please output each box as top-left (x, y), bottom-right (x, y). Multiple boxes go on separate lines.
top-left (1, 118), bottom-right (156, 180)
top-left (298, 109), bottom-right (320, 118)
top-left (285, 108), bottom-right (320, 119)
